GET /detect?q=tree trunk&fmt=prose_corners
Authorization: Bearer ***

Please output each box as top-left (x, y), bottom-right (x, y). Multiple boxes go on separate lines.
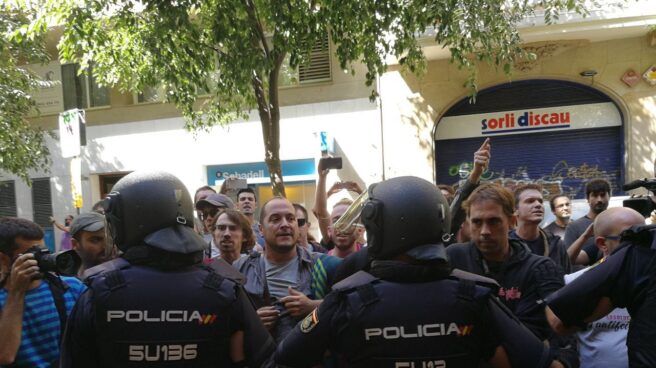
top-left (252, 58), bottom-right (286, 197)
top-left (258, 107), bottom-right (285, 197)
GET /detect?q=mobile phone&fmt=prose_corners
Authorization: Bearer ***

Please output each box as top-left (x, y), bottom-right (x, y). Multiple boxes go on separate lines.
top-left (320, 157), bottom-right (342, 170)
top-left (224, 178), bottom-right (247, 190)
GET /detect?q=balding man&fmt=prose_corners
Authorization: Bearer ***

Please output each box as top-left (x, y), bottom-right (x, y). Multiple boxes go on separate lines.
top-left (233, 197), bottom-right (341, 342)
top-left (546, 207), bottom-right (646, 368)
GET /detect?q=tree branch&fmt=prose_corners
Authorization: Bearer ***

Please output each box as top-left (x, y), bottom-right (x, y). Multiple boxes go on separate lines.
top-left (242, 0), bottom-right (270, 60)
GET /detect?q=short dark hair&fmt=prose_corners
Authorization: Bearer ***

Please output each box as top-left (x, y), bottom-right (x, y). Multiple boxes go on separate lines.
top-left (463, 183), bottom-right (515, 219)
top-left (513, 183), bottom-right (543, 208)
top-left (548, 194), bottom-right (570, 212)
top-left (293, 203), bottom-right (308, 219)
top-left (259, 196), bottom-right (288, 223)
top-left (0, 217), bottom-right (44, 255)
top-left (214, 209), bottom-right (255, 249)
top-left (585, 178), bottom-right (611, 198)
top-left (237, 187), bottom-right (256, 202)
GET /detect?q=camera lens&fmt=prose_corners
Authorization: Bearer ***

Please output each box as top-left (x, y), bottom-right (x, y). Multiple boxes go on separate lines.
top-left (53, 250), bottom-right (81, 276)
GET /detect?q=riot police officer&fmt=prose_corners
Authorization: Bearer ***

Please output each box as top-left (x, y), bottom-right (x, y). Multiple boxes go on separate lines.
top-left (276, 176), bottom-right (554, 368)
top-left (546, 223), bottom-right (656, 368)
top-left (60, 171), bottom-right (274, 367)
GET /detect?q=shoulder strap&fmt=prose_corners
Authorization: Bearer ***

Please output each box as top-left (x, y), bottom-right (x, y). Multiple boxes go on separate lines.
top-left (332, 271), bottom-right (379, 292)
top-left (355, 283), bottom-right (379, 307)
top-left (538, 229), bottom-right (551, 257)
top-left (199, 264), bottom-right (225, 291)
top-left (330, 271), bottom-right (380, 321)
top-left (450, 268), bottom-right (499, 291)
top-left (44, 274), bottom-right (69, 339)
top-left (103, 269), bottom-right (127, 291)
top-left (82, 257), bottom-right (131, 283)
top-left (457, 278), bottom-right (476, 301)
top-left (207, 258), bottom-right (246, 285)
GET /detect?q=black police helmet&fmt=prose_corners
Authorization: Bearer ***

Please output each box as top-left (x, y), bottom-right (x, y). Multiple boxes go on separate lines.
top-left (103, 171), bottom-right (206, 253)
top-left (362, 176), bottom-right (451, 260)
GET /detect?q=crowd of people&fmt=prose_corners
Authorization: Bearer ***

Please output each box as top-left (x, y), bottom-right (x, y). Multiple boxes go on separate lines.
top-left (0, 139), bottom-right (655, 367)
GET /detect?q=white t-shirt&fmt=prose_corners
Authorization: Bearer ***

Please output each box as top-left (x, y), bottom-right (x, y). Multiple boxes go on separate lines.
top-left (565, 266), bottom-right (630, 368)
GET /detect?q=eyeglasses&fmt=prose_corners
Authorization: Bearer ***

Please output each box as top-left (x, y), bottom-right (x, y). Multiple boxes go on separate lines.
top-left (603, 235), bottom-right (621, 241)
top-left (215, 224), bottom-right (239, 232)
top-left (199, 207), bottom-right (225, 220)
top-left (297, 218), bottom-right (307, 227)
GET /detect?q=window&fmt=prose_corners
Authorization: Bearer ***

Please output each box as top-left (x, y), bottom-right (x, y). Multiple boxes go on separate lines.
top-left (280, 33), bottom-right (332, 87)
top-left (134, 34), bottom-right (331, 101)
top-left (0, 181), bottom-right (17, 217)
top-left (136, 84), bottom-right (167, 104)
top-left (31, 178), bottom-right (53, 227)
top-left (99, 172), bottom-right (130, 199)
top-left (61, 64), bottom-right (110, 110)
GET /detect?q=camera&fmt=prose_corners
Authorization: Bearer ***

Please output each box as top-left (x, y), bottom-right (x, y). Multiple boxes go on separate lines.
top-left (622, 178), bottom-right (656, 218)
top-left (25, 246), bottom-right (81, 276)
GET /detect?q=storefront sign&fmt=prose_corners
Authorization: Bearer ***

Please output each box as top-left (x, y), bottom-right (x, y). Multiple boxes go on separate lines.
top-left (207, 158), bottom-right (316, 185)
top-left (480, 110), bottom-right (570, 134)
top-left (436, 102), bottom-right (620, 140)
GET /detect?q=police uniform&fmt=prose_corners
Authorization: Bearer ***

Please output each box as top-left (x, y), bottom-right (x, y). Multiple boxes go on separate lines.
top-left (277, 268), bottom-right (552, 367)
top-left (276, 176), bottom-right (553, 368)
top-left (62, 256), bottom-right (273, 368)
top-left (547, 224), bottom-right (656, 368)
top-left (59, 171), bottom-right (274, 367)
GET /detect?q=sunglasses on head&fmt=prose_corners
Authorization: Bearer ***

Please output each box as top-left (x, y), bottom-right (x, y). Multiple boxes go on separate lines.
top-left (297, 218), bottom-right (307, 227)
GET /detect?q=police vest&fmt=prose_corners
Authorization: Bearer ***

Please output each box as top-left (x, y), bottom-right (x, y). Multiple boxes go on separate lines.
top-left (328, 270), bottom-right (499, 367)
top-left (85, 258), bottom-right (239, 368)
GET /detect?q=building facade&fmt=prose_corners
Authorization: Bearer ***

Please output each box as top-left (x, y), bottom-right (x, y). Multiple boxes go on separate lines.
top-left (2, 0), bottom-right (655, 249)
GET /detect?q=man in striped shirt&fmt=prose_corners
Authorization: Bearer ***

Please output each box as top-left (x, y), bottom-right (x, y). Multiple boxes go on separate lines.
top-left (0, 217), bottom-right (86, 367)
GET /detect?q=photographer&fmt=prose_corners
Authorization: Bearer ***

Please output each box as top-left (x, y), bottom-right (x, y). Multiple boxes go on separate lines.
top-left (0, 217), bottom-right (86, 366)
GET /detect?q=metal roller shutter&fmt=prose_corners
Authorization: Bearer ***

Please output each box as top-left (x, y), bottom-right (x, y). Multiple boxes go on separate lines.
top-left (435, 80), bottom-right (623, 200)
top-left (435, 127), bottom-right (622, 200)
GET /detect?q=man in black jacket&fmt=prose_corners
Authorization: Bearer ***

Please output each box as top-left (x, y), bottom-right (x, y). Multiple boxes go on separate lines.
top-left (509, 184), bottom-right (571, 274)
top-left (447, 183), bottom-right (578, 368)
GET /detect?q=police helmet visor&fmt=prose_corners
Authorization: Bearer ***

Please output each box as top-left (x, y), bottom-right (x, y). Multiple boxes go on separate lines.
top-left (333, 190), bottom-right (369, 234)
top-left (102, 192), bottom-right (121, 248)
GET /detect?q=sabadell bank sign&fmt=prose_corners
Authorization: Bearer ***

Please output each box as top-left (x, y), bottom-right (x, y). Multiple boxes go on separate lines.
top-left (206, 159), bottom-right (316, 185)
top-left (435, 102), bottom-right (621, 140)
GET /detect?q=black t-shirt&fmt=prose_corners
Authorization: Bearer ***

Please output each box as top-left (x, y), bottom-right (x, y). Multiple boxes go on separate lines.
top-left (524, 236), bottom-right (545, 257)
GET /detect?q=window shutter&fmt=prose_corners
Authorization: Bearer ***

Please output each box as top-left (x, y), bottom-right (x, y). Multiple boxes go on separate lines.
top-left (31, 178), bottom-right (53, 227)
top-left (299, 34), bottom-right (331, 83)
top-left (0, 181), bottom-right (17, 217)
